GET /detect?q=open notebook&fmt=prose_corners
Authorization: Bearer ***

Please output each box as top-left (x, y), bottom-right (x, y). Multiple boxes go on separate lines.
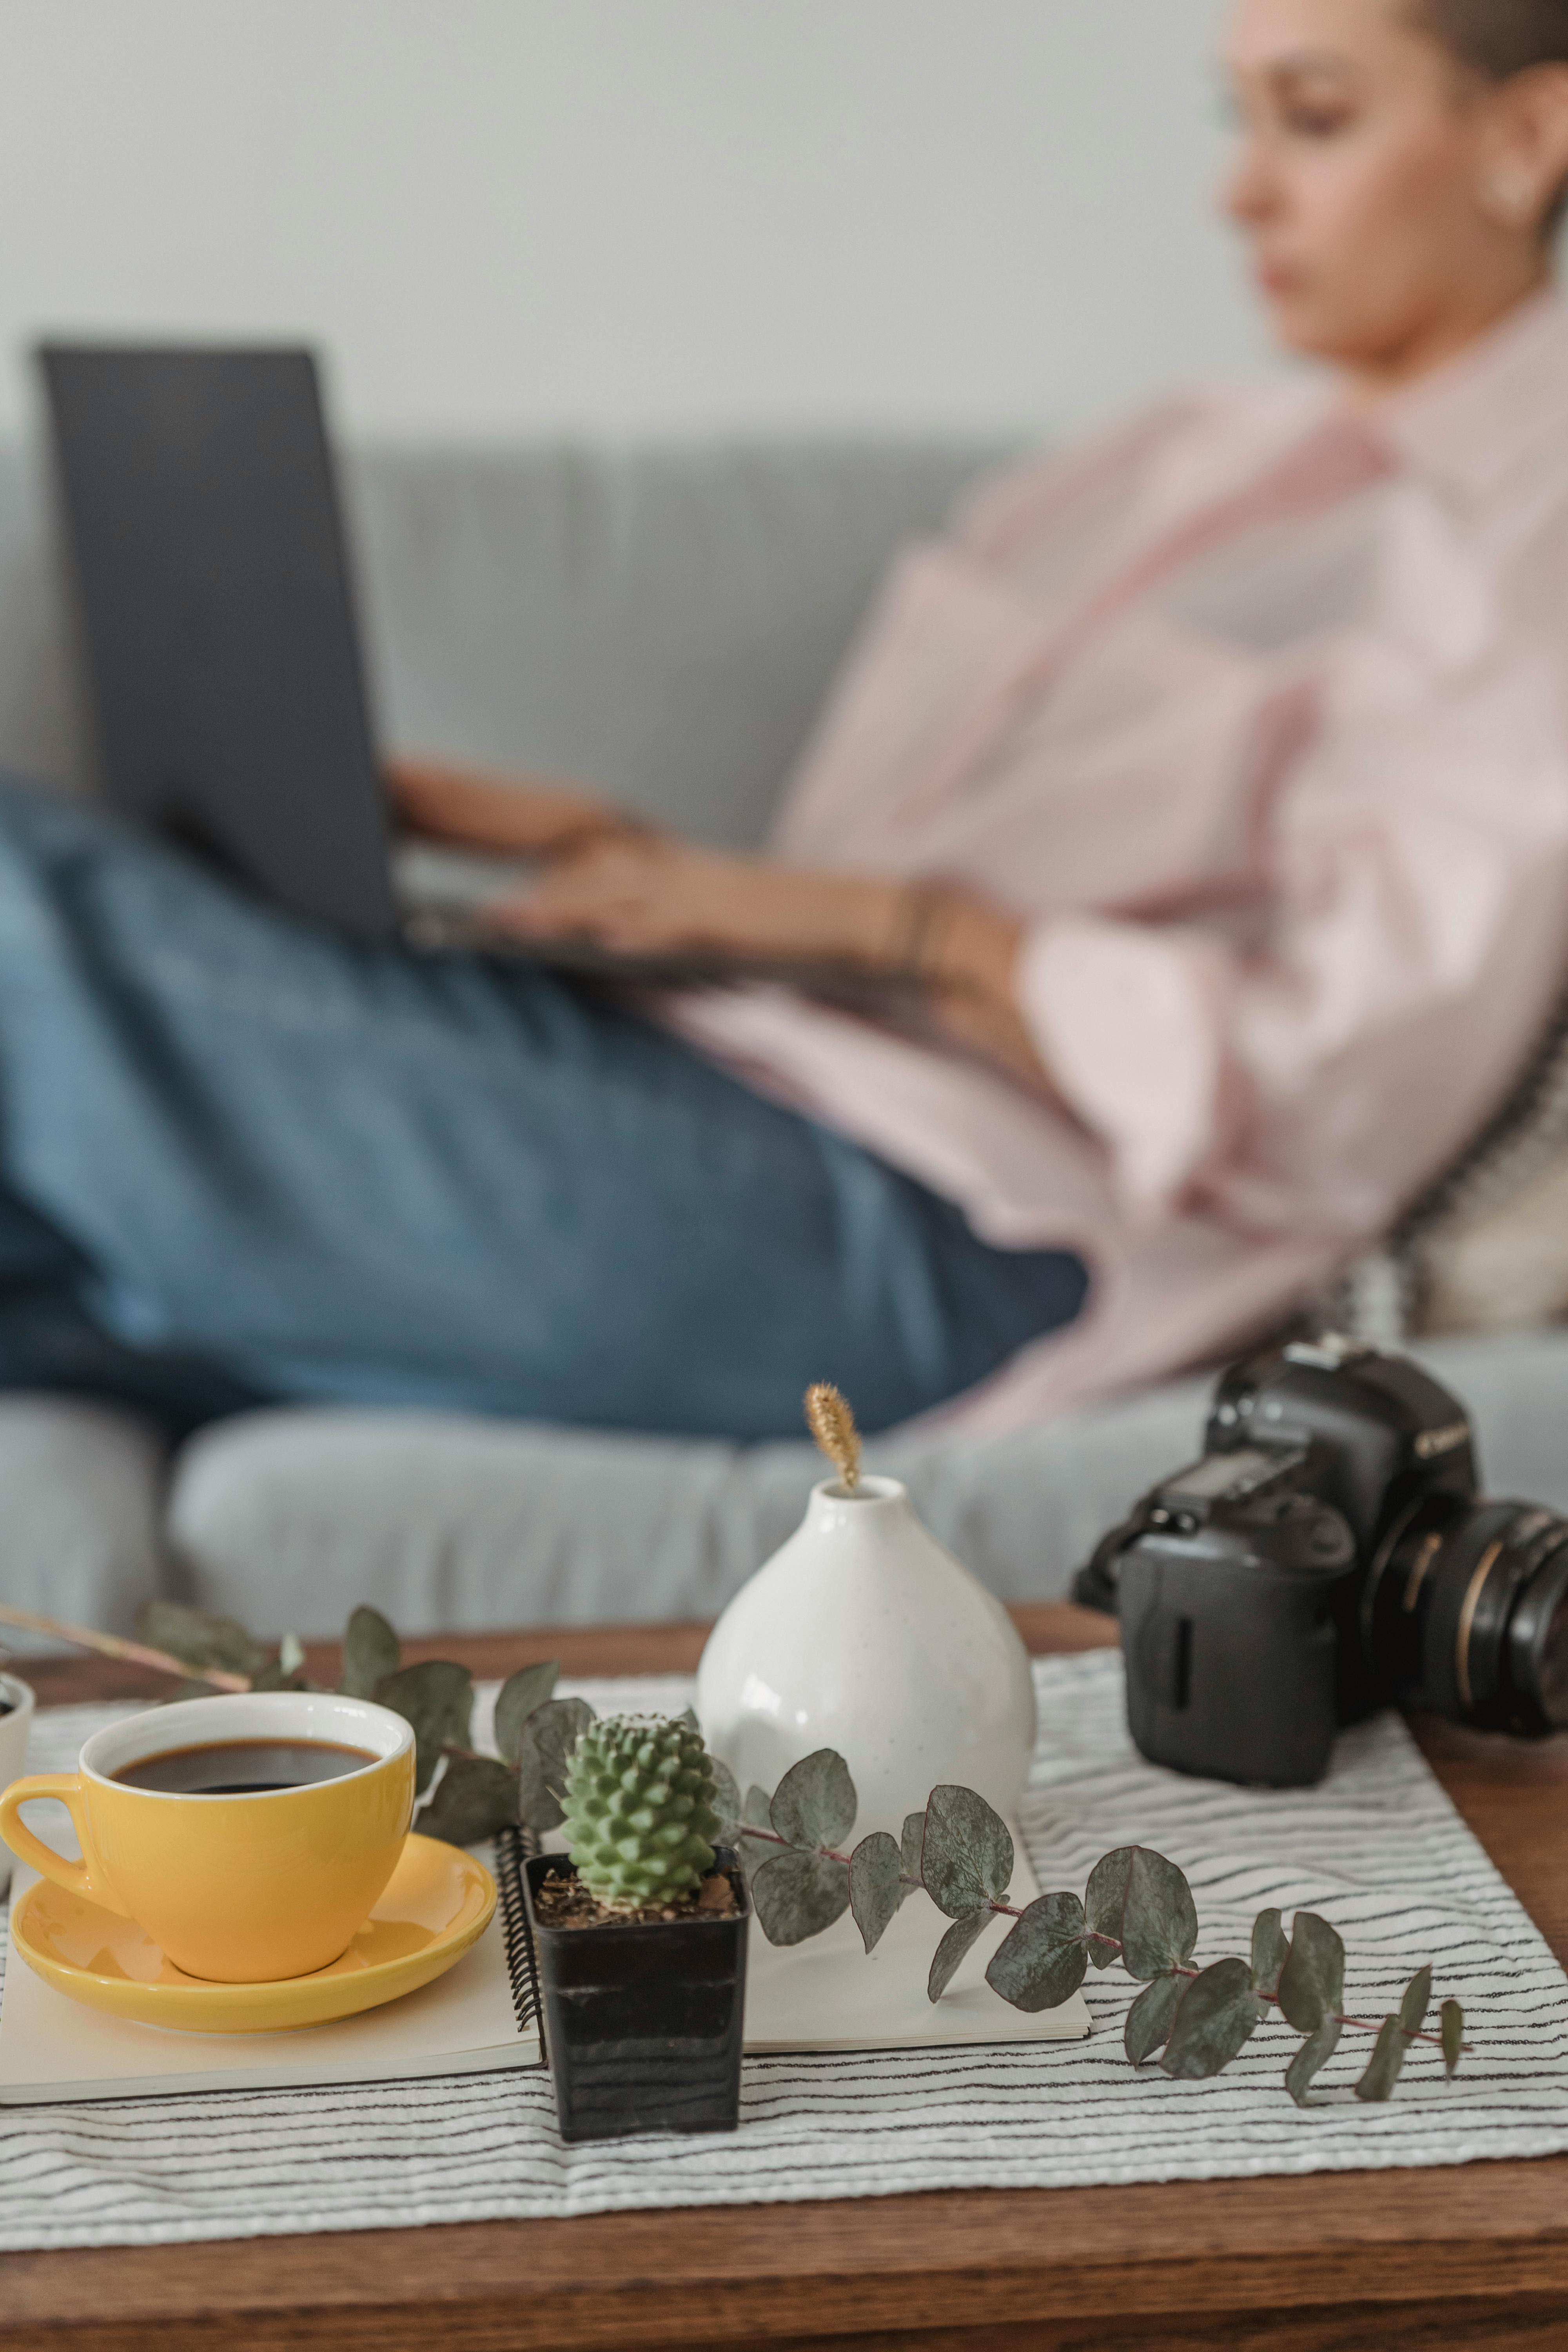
top-left (0, 1827), bottom-right (1089, 2106)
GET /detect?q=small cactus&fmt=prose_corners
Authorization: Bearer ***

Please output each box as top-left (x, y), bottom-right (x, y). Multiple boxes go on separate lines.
top-left (560, 1714), bottom-right (723, 1909)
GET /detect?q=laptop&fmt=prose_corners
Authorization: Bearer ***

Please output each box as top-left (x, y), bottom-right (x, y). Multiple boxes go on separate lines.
top-left (40, 344), bottom-right (425, 946)
top-left (36, 343), bottom-right (749, 979)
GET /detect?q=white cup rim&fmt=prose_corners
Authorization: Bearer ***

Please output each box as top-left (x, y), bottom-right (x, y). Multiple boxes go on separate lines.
top-left (0, 1672), bottom-right (34, 1720)
top-left (77, 1689), bottom-right (414, 1800)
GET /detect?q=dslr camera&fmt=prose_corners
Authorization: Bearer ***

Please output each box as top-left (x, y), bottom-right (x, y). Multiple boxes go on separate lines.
top-left (1074, 1335), bottom-right (1568, 1787)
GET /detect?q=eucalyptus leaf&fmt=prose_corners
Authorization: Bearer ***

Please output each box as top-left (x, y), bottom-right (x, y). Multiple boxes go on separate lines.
top-left (375, 1660), bottom-right (475, 1795)
top-left (927, 1910), bottom-right (989, 2003)
top-left (920, 1786), bottom-right (1014, 1921)
top-left (340, 1605), bottom-right (399, 1700)
top-left (1125, 1972), bottom-right (1184, 2067)
top-left (1354, 2015), bottom-right (1409, 2103)
top-left (1400, 1964), bottom-right (1432, 2037)
top-left (752, 1847), bottom-right (851, 1945)
top-left (901, 1811), bottom-right (925, 1885)
top-left (709, 1757), bottom-right (743, 1849)
top-left (1120, 1849), bottom-right (1199, 1982)
top-left (848, 1831), bottom-right (906, 1954)
top-left (136, 1600), bottom-right (270, 1679)
top-left (769, 1749), bottom-right (858, 1853)
top-left (1285, 2016), bottom-right (1342, 2107)
top-left (1441, 1998), bottom-right (1465, 2078)
top-left (417, 1755), bottom-right (519, 1847)
top-left (1161, 1958), bottom-right (1263, 2080)
top-left (493, 1662), bottom-right (560, 1765)
top-left (1276, 1912), bottom-right (1346, 2034)
top-left (1084, 1848), bottom-right (1134, 1969)
top-left (984, 1891), bottom-right (1087, 2013)
top-left (1250, 1907), bottom-right (1288, 2000)
top-left (514, 1695), bottom-right (595, 1832)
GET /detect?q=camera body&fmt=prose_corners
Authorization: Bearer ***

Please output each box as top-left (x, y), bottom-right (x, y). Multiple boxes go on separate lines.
top-left (1074, 1335), bottom-right (1492, 1787)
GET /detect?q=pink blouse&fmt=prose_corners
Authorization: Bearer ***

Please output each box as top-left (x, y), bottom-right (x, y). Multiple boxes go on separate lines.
top-left (664, 292), bottom-right (1568, 1433)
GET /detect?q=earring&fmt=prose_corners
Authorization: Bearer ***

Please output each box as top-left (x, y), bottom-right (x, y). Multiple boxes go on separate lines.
top-left (1484, 167), bottom-right (1537, 224)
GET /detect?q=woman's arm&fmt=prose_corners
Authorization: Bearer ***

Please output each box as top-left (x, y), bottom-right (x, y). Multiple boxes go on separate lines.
top-left (481, 831), bottom-right (1058, 1096)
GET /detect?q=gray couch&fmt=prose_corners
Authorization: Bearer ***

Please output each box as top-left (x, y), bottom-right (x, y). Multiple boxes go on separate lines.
top-left (2, 432), bottom-right (1568, 1648)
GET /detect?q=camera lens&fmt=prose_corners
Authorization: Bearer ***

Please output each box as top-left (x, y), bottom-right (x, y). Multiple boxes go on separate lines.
top-left (1368, 1498), bottom-right (1568, 1734)
top-left (1508, 1545), bottom-right (1568, 1734)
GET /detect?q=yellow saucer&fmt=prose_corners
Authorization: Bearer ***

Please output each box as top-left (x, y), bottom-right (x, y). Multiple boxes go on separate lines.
top-left (9, 1832), bottom-right (496, 2034)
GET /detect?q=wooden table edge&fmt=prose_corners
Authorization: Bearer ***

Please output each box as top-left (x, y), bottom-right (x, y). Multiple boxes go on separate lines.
top-left (5, 1604), bottom-right (1568, 2350)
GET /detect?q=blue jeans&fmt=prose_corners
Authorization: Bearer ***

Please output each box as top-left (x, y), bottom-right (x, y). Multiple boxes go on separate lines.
top-left (0, 779), bottom-right (1087, 1439)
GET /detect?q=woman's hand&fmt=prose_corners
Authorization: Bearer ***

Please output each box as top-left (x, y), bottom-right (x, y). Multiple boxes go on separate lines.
top-left (387, 755), bottom-right (648, 860)
top-left (484, 834), bottom-right (1058, 1098)
top-left (482, 832), bottom-right (909, 967)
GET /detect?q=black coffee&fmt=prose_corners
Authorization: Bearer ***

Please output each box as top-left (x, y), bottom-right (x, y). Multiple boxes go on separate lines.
top-left (112, 1738), bottom-right (378, 1796)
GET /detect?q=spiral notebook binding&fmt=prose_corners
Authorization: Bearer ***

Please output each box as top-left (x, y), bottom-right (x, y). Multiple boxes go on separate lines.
top-left (494, 1822), bottom-right (543, 2041)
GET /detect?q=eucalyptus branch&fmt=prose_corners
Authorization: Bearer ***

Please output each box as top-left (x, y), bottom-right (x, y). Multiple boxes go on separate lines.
top-left (726, 1759), bottom-right (1468, 2107)
top-left (737, 1815), bottom-right (1465, 2054)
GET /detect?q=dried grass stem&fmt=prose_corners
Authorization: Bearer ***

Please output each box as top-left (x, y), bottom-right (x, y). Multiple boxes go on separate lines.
top-left (805, 1382), bottom-right (862, 1492)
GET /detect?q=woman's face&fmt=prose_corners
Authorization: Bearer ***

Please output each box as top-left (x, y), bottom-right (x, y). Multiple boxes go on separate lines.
top-left (1224, 0), bottom-right (1551, 383)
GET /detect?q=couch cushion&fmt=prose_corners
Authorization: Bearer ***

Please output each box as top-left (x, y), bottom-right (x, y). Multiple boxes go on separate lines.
top-left (165, 1379), bottom-right (1212, 1639)
top-left (166, 1330), bottom-right (1568, 1641)
top-left (0, 1396), bottom-right (167, 1651)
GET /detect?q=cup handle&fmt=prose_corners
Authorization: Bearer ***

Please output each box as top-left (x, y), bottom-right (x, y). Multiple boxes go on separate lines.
top-left (0, 1773), bottom-right (130, 1913)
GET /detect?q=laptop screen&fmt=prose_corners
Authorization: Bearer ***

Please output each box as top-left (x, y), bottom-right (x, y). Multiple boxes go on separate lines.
top-left (39, 343), bottom-right (399, 945)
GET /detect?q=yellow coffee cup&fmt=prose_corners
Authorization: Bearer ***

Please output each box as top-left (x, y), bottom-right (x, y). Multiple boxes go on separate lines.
top-left (0, 1690), bottom-right (416, 1982)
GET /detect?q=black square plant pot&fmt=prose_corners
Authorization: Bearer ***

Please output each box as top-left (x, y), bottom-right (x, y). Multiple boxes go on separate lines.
top-left (523, 1849), bottom-right (750, 2143)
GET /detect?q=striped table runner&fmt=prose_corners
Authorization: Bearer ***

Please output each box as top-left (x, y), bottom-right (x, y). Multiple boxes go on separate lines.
top-left (4, 1651), bottom-right (1568, 2252)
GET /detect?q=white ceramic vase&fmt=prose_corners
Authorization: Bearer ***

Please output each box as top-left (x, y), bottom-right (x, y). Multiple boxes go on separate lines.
top-left (0, 1673), bottom-right (36, 1901)
top-left (695, 1476), bottom-right (1036, 1833)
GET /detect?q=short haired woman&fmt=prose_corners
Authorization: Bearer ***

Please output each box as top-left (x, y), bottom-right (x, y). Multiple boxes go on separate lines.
top-left (3, 0), bottom-right (1568, 1440)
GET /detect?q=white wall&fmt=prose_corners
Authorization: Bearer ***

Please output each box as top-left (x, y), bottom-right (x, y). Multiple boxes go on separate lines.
top-left (0, 0), bottom-right (1270, 447)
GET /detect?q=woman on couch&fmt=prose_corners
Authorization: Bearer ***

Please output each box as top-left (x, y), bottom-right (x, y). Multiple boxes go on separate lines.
top-left (4, 0), bottom-right (1568, 1441)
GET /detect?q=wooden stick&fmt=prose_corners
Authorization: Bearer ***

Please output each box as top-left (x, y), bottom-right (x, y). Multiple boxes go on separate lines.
top-left (0, 1602), bottom-right (251, 1693)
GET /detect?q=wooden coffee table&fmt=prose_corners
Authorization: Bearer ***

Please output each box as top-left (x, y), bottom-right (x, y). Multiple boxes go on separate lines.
top-left (4, 1605), bottom-right (1568, 2351)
